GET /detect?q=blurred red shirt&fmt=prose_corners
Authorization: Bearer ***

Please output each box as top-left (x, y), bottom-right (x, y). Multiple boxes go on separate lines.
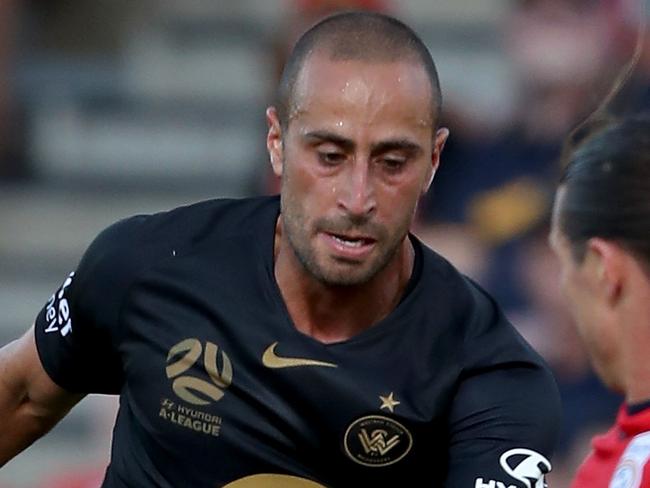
top-left (572, 404), bottom-right (650, 487)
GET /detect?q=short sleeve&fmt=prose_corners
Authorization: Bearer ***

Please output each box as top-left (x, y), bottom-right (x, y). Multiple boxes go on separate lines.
top-left (34, 216), bottom-right (147, 394)
top-left (443, 364), bottom-right (561, 488)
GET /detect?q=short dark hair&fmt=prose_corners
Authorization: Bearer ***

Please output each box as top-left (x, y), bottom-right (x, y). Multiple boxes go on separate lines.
top-left (277, 11), bottom-right (442, 131)
top-left (558, 115), bottom-right (650, 267)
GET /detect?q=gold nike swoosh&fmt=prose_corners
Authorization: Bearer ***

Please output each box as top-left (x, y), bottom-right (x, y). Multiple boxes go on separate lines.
top-left (262, 342), bottom-right (337, 369)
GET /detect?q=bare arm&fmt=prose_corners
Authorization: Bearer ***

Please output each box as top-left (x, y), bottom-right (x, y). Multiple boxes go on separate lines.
top-left (0, 325), bottom-right (84, 466)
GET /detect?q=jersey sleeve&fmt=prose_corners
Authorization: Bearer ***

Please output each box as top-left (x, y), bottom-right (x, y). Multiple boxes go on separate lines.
top-left (443, 362), bottom-right (561, 487)
top-left (441, 278), bottom-right (562, 487)
top-left (34, 216), bottom-right (147, 394)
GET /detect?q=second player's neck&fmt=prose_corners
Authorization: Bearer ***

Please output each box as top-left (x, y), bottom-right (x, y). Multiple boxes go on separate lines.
top-left (621, 280), bottom-right (650, 405)
top-left (276, 240), bottom-right (414, 344)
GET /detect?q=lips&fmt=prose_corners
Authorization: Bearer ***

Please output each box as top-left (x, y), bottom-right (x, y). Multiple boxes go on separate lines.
top-left (321, 231), bottom-right (376, 259)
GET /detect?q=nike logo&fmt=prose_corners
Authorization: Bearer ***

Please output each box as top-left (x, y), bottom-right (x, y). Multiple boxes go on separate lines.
top-left (262, 342), bottom-right (337, 369)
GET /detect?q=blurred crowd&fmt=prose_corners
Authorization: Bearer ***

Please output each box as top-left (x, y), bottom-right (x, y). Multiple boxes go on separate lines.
top-left (416, 0), bottom-right (649, 484)
top-left (1, 0), bottom-right (649, 486)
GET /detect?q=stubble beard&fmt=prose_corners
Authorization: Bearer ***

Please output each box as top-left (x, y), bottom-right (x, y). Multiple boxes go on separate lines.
top-left (280, 193), bottom-right (409, 287)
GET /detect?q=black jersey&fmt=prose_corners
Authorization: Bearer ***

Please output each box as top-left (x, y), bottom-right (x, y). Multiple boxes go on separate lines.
top-left (34, 196), bottom-right (560, 488)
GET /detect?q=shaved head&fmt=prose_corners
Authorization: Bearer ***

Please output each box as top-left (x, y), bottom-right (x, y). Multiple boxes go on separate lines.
top-left (277, 11), bottom-right (442, 131)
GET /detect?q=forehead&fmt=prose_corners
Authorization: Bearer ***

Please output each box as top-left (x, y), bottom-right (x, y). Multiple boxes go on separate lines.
top-left (290, 53), bottom-right (433, 132)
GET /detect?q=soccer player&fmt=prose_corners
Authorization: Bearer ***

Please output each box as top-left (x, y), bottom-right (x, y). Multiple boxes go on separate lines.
top-left (549, 115), bottom-right (650, 486)
top-left (0, 12), bottom-right (560, 487)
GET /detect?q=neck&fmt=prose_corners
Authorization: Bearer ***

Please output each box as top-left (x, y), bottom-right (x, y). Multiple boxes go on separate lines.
top-left (274, 219), bottom-right (414, 344)
top-left (620, 267), bottom-right (650, 404)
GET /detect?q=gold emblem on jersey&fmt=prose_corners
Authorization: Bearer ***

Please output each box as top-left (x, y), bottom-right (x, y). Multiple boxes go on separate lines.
top-left (379, 392), bottom-right (400, 413)
top-left (165, 338), bottom-right (233, 406)
top-left (262, 342), bottom-right (337, 369)
top-left (224, 474), bottom-right (326, 487)
top-left (158, 397), bottom-right (222, 437)
top-left (344, 415), bottom-right (413, 467)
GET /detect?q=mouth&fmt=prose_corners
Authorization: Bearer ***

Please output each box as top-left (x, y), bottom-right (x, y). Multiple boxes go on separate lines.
top-left (321, 231), bottom-right (377, 259)
top-left (329, 233), bottom-right (375, 247)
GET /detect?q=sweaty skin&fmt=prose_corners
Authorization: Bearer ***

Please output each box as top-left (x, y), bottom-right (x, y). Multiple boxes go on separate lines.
top-left (267, 53), bottom-right (448, 343)
top-left (290, 59), bottom-right (431, 131)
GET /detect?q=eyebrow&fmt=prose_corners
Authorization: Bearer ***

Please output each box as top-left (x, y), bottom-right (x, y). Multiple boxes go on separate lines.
top-left (303, 131), bottom-right (355, 152)
top-left (370, 139), bottom-right (423, 157)
top-left (303, 130), bottom-right (423, 157)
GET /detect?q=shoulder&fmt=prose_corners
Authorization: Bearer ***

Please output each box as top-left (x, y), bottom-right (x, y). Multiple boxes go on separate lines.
top-left (74, 195), bottom-right (278, 305)
top-left (415, 240), bottom-right (503, 336)
top-left (143, 195), bottom-right (279, 239)
top-left (415, 239), bottom-right (493, 317)
top-left (100, 195), bottom-right (277, 248)
top-left (84, 196), bottom-right (277, 266)
top-left (415, 238), bottom-right (549, 370)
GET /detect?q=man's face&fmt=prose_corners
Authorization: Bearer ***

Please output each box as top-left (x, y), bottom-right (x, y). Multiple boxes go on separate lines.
top-left (267, 53), bottom-right (447, 286)
top-left (549, 189), bottom-right (620, 388)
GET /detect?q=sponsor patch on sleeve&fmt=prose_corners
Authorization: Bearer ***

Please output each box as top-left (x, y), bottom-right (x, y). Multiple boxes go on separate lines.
top-left (43, 272), bottom-right (75, 337)
top-left (474, 447), bottom-right (551, 488)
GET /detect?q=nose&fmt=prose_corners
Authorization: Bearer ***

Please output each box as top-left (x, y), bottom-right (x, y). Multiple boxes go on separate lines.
top-left (337, 160), bottom-right (376, 219)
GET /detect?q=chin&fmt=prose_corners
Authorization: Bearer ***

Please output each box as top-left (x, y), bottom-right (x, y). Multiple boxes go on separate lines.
top-left (593, 361), bottom-right (623, 395)
top-left (315, 266), bottom-right (376, 287)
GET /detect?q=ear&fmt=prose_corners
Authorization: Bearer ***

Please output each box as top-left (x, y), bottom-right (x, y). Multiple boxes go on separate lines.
top-left (422, 127), bottom-right (449, 194)
top-left (266, 107), bottom-right (284, 177)
top-left (584, 238), bottom-right (625, 305)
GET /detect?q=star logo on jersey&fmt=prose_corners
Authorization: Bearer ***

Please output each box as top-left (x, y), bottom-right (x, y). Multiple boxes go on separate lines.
top-left (262, 342), bottom-right (337, 369)
top-left (379, 392), bottom-right (400, 413)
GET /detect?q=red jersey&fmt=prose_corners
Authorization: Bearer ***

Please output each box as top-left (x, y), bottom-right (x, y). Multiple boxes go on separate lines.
top-left (572, 404), bottom-right (650, 488)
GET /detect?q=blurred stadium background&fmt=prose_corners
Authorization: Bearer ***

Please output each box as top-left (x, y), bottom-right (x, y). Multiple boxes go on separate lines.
top-left (1, 0), bottom-right (648, 486)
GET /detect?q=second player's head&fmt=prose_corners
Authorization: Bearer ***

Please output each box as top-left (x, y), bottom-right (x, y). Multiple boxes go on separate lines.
top-left (550, 115), bottom-right (650, 392)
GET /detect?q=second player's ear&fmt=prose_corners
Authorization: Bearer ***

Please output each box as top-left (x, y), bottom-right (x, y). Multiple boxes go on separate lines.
top-left (422, 127), bottom-right (449, 194)
top-left (585, 238), bottom-right (624, 305)
top-left (266, 107), bottom-right (284, 177)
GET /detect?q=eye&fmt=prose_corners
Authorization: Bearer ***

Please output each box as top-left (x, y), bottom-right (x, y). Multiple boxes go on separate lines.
top-left (317, 150), bottom-right (346, 166)
top-left (381, 157), bottom-right (406, 172)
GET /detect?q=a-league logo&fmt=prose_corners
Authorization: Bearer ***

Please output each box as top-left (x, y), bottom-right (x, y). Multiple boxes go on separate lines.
top-left (165, 338), bottom-right (233, 406)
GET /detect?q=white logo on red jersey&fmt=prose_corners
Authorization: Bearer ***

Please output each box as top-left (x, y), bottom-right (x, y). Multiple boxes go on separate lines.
top-left (610, 431), bottom-right (650, 488)
top-left (610, 461), bottom-right (636, 488)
